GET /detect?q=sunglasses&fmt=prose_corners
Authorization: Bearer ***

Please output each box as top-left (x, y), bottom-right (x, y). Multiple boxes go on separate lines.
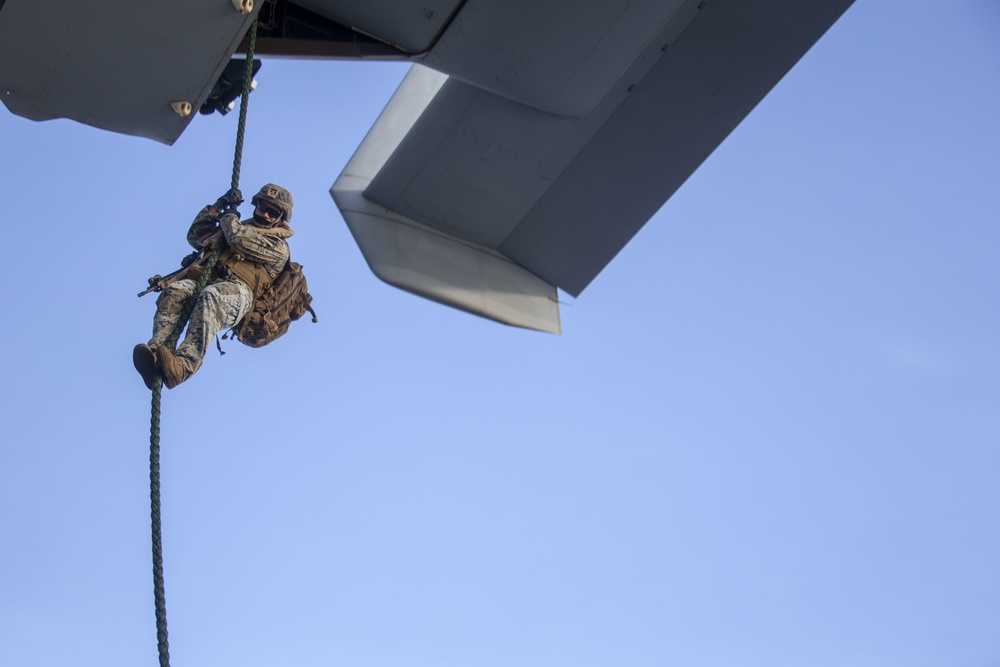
top-left (255, 201), bottom-right (283, 218)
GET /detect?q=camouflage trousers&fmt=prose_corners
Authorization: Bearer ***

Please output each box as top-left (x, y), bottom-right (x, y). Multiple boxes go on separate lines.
top-left (150, 279), bottom-right (252, 380)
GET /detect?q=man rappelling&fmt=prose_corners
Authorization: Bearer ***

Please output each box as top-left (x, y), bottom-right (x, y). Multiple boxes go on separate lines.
top-left (133, 183), bottom-right (308, 389)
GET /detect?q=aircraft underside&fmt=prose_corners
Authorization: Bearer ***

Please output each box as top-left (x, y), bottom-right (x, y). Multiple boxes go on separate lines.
top-left (0, 0), bottom-right (855, 332)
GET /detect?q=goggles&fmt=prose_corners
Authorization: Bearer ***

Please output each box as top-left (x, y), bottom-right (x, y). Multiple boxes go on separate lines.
top-left (255, 200), bottom-right (283, 219)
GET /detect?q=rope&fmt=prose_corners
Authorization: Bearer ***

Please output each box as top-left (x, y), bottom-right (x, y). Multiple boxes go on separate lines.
top-left (148, 384), bottom-right (169, 667)
top-left (147, 17), bottom-right (259, 667)
top-left (231, 21), bottom-right (258, 191)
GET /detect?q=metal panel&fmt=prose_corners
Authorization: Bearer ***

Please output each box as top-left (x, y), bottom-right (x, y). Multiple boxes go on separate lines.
top-left (365, 78), bottom-right (588, 248)
top-left (421, 0), bottom-right (699, 116)
top-left (0, 0), bottom-right (258, 144)
top-left (332, 66), bottom-right (561, 334)
top-left (502, 0), bottom-right (857, 295)
top-left (358, 0), bottom-right (855, 297)
top-left (292, 0), bottom-right (464, 53)
top-left (363, 2), bottom-right (705, 248)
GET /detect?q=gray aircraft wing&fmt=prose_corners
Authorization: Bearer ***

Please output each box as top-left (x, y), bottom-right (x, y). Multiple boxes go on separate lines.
top-left (330, 0), bottom-right (854, 333)
top-left (0, 0), bottom-right (855, 332)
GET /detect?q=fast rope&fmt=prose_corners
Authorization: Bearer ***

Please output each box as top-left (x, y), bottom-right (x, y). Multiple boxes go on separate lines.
top-left (147, 18), bottom-right (259, 667)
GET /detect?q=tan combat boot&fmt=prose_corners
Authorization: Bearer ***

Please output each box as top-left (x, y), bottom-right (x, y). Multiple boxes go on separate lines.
top-left (157, 347), bottom-right (188, 389)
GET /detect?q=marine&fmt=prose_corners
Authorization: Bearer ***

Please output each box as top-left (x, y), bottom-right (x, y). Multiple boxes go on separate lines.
top-left (133, 184), bottom-right (295, 389)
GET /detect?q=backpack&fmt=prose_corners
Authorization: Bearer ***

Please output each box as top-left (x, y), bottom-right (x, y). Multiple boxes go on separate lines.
top-left (235, 260), bottom-right (317, 347)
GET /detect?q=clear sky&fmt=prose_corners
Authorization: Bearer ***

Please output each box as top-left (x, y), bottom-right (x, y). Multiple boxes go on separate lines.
top-left (2, 1), bottom-right (999, 666)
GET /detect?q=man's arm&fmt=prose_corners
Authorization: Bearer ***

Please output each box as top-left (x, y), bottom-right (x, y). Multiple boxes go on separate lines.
top-left (186, 206), bottom-right (222, 249)
top-left (187, 189), bottom-right (242, 249)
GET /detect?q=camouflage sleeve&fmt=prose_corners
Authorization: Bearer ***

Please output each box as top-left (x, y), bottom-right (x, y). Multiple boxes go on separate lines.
top-left (187, 206), bottom-right (221, 249)
top-left (220, 214), bottom-right (290, 277)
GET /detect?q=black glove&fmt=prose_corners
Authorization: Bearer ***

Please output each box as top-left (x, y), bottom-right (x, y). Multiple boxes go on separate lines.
top-left (220, 206), bottom-right (241, 221)
top-left (180, 250), bottom-right (201, 268)
top-left (213, 187), bottom-right (243, 211)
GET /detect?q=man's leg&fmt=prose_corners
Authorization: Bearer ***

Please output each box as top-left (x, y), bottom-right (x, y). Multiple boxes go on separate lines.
top-left (134, 279), bottom-right (197, 389)
top-left (150, 279), bottom-right (197, 347)
top-left (161, 280), bottom-right (252, 387)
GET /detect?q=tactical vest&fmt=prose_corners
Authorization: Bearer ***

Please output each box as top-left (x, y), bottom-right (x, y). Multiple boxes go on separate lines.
top-left (191, 222), bottom-right (293, 303)
top-left (216, 244), bottom-right (279, 302)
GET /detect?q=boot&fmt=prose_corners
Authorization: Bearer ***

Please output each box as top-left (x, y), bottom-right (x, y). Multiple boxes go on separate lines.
top-left (157, 346), bottom-right (188, 389)
top-left (132, 344), bottom-right (160, 390)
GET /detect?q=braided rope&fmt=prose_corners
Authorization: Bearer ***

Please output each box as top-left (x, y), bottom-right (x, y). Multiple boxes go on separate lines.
top-left (231, 19), bottom-right (258, 191)
top-left (148, 17), bottom-right (259, 667)
top-left (148, 383), bottom-right (169, 667)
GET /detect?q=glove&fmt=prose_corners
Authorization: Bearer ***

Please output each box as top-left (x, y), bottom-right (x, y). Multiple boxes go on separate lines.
top-left (220, 206), bottom-right (241, 222)
top-left (213, 187), bottom-right (243, 211)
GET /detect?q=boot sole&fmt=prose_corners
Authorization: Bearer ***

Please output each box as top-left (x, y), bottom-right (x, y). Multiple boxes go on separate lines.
top-left (133, 344), bottom-right (160, 390)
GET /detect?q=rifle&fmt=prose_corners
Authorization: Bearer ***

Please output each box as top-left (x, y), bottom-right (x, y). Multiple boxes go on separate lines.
top-left (136, 248), bottom-right (209, 297)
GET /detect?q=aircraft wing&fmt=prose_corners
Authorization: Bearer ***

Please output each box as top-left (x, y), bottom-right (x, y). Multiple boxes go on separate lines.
top-left (331, 0), bottom-right (855, 333)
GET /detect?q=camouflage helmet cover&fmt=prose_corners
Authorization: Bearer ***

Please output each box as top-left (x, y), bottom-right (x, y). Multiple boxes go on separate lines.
top-left (251, 183), bottom-right (294, 222)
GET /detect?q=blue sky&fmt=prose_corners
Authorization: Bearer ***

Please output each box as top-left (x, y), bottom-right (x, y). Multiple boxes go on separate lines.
top-left (2, 1), bottom-right (999, 666)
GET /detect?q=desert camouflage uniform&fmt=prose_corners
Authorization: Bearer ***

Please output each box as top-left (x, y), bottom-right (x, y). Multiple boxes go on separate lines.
top-left (149, 206), bottom-right (293, 380)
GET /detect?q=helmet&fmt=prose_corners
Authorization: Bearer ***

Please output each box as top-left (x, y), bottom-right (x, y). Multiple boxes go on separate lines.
top-left (251, 183), bottom-right (294, 222)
